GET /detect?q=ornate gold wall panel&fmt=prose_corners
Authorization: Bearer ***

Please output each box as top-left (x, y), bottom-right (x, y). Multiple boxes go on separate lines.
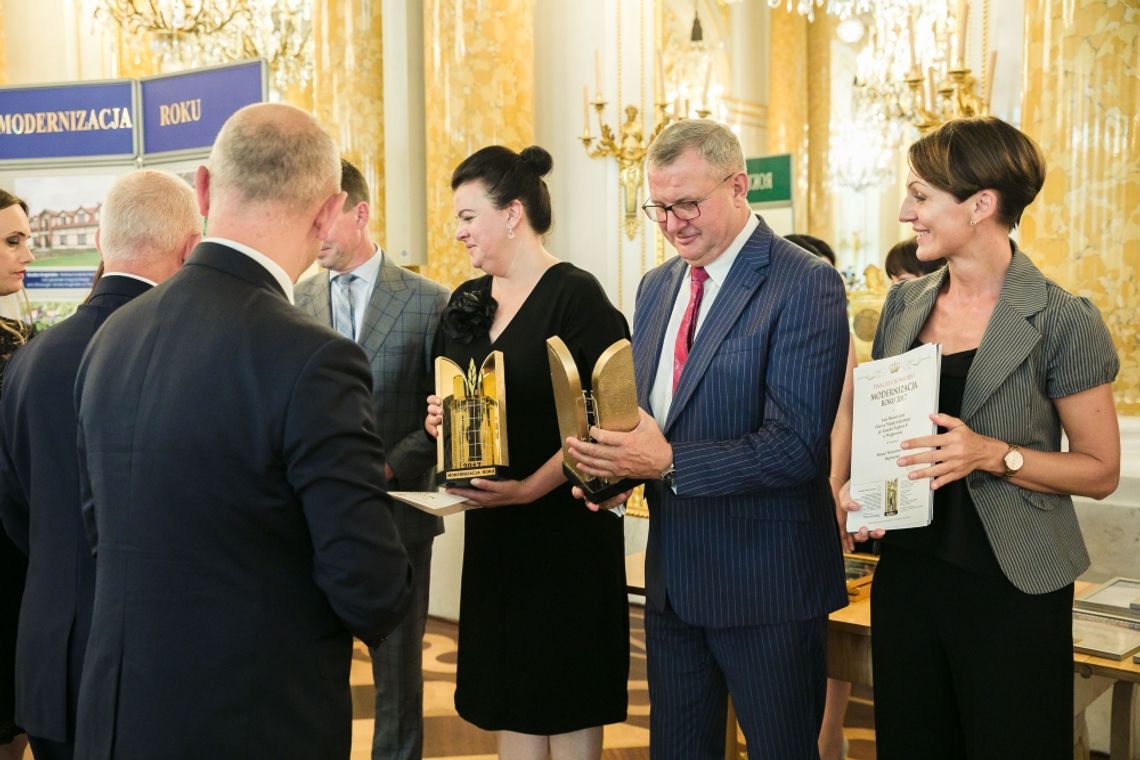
top-left (422, 0), bottom-right (535, 290)
top-left (767, 10), bottom-right (809, 227)
top-left (806, 14), bottom-right (832, 244)
top-left (767, 9), bottom-right (830, 240)
top-left (312, 0), bottom-right (385, 243)
top-left (0, 3), bottom-right (7, 85)
top-left (1019, 0), bottom-right (1139, 414)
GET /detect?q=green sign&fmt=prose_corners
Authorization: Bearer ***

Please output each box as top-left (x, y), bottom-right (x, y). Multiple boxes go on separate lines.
top-left (745, 154), bottom-right (793, 206)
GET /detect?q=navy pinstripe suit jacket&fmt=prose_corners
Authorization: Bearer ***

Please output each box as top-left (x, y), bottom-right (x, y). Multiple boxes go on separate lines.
top-left (873, 242), bottom-right (1119, 594)
top-left (634, 216), bottom-right (849, 627)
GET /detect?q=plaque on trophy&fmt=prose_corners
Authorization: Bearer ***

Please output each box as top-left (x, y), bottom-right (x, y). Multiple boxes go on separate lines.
top-left (436, 352), bottom-right (509, 486)
top-left (546, 336), bottom-right (643, 502)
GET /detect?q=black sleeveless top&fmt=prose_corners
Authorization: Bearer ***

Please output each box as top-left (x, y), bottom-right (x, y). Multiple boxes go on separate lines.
top-left (881, 346), bottom-right (1003, 575)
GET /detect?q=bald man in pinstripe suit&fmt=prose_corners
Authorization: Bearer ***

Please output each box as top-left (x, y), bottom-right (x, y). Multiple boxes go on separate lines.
top-left (569, 120), bottom-right (849, 759)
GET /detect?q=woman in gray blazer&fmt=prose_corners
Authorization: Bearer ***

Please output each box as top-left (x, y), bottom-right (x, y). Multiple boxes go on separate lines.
top-left (846, 117), bottom-right (1120, 759)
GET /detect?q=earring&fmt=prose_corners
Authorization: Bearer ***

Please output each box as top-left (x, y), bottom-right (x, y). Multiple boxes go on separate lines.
top-left (506, 223), bottom-right (514, 239)
top-left (969, 217), bottom-right (977, 227)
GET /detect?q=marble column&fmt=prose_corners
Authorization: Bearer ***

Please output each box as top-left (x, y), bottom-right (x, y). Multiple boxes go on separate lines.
top-left (1019, 0), bottom-right (1139, 414)
top-left (312, 0), bottom-right (386, 242)
top-left (421, 0), bottom-right (535, 290)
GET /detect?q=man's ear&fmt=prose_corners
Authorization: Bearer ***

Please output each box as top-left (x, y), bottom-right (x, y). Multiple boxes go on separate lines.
top-left (194, 166), bottom-right (211, 218)
top-left (95, 228), bottom-right (103, 257)
top-left (355, 201), bottom-right (371, 229)
top-left (314, 191), bottom-right (349, 240)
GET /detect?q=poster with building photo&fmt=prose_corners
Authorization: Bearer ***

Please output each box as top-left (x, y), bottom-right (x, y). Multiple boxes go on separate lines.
top-left (14, 173), bottom-right (116, 329)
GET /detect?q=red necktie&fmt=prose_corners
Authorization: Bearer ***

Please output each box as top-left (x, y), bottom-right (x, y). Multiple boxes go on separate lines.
top-left (672, 266), bottom-right (709, 392)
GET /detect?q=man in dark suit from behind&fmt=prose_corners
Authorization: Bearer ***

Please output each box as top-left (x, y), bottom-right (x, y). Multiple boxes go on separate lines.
top-left (568, 119), bottom-right (849, 759)
top-left (296, 159), bottom-right (448, 760)
top-left (0, 170), bottom-right (201, 760)
top-left (72, 103), bottom-right (413, 760)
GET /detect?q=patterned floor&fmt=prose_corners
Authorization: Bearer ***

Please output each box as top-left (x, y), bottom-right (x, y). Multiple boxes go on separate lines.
top-left (348, 605), bottom-right (879, 759)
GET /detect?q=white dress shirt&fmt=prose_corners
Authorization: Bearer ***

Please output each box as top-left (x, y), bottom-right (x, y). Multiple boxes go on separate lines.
top-left (649, 213), bottom-right (759, 430)
top-left (328, 248), bottom-right (382, 342)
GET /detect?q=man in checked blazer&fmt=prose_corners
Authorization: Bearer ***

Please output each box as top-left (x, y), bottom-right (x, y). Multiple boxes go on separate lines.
top-left (296, 159), bottom-right (448, 760)
top-left (569, 120), bottom-right (849, 759)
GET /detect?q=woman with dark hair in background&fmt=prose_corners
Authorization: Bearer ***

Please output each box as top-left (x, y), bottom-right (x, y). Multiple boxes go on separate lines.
top-left (0, 189), bottom-right (36, 760)
top-left (425, 145), bottom-right (629, 759)
top-left (846, 117), bottom-right (1120, 758)
top-left (883, 237), bottom-right (945, 283)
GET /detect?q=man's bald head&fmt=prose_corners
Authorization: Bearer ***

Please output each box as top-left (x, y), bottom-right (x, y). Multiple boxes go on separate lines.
top-left (207, 103), bottom-right (341, 215)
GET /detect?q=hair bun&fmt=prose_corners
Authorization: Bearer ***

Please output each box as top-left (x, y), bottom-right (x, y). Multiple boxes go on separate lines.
top-left (519, 145), bottom-right (553, 177)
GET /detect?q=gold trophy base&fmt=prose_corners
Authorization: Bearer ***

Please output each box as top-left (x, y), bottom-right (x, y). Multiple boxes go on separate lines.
top-left (437, 465), bottom-right (511, 488)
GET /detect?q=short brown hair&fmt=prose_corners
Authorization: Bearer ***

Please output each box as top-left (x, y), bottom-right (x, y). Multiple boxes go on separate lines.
top-left (908, 117), bottom-right (1045, 229)
top-left (647, 119), bottom-right (745, 176)
top-left (340, 159), bottom-right (370, 208)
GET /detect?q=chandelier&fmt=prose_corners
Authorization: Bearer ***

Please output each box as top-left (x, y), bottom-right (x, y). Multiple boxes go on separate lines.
top-left (766, 0), bottom-right (875, 23)
top-left (95, 0), bottom-right (313, 96)
top-left (845, 0), bottom-right (987, 138)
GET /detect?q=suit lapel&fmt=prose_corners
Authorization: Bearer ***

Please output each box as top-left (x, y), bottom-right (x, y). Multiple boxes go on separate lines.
top-left (882, 269), bottom-right (946, 358)
top-left (662, 219), bottom-right (770, 435)
top-left (960, 245), bottom-right (1046, 421)
top-left (309, 277), bottom-right (333, 329)
top-left (635, 260), bottom-right (685, 410)
top-left (356, 254), bottom-right (411, 360)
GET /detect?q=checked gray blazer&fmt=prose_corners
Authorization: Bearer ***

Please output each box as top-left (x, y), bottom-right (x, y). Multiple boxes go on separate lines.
top-left (873, 241), bottom-right (1119, 594)
top-left (296, 253), bottom-right (449, 545)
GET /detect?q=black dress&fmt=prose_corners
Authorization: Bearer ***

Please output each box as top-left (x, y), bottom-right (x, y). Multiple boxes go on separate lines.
top-left (438, 263), bottom-right (630, 734)
top-left (0, 316), bottom-right (32, 745)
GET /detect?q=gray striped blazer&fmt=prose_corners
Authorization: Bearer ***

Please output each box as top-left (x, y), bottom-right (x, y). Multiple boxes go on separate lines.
top-left (873, 241), bottom-right (1118, 594)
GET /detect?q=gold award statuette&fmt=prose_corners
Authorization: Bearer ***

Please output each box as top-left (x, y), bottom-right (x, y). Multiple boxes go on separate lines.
top-left (546, 336), bottom-right (643, 502)
top-left (435, 352), bottom-right (509, 486)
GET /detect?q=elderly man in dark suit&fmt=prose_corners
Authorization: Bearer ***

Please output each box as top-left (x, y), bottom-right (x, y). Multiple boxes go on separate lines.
top-left (568, 119), bottom-right (849, 759)
top-left (0, 170), bottom-right (201, 760)
top-left (296, 159), bottom-right (447, 760)
top-left (72, 103), bottom-right (412, 760)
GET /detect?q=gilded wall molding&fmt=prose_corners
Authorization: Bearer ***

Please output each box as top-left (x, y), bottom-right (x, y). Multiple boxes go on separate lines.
top-left (1019, 0), bottom-right (1139, 415)
top-left (767, 8), bottom-right (831, 241)
top-left (422, 0), bottom-right (535, 290)
top-left (0, 2), bottom-right (7, 85)
top-left (311, 0), bottom-right (385, 243)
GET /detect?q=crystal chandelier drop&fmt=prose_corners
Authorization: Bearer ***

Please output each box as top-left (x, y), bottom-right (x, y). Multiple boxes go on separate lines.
top-left (766, 0), bottom-right (875, 23)
top-left (94, 0), bottom-right (313, 96)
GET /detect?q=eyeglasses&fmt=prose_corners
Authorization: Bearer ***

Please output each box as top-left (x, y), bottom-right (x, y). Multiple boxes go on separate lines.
top-left (641, 173), bottom-right (736, 223)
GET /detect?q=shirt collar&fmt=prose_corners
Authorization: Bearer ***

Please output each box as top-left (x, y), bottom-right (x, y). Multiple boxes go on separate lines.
top-left (697, 213), bottom-right (758, 287)
top-left (101, 271), bottom-right (158, 287)
top-left (202, 236), bottom-right (295, 304)
top-left (328, 246), bottom-right (382, 289)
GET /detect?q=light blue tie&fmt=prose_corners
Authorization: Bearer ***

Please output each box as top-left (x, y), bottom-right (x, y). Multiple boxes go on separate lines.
top-left (332, 273), bottom-right (357, 341)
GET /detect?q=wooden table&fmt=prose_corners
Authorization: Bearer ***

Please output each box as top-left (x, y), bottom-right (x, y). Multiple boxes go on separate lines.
top-left (626, 553), bottom-right (1140, 759)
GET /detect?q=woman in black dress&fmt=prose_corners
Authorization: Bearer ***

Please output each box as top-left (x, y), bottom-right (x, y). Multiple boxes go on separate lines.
top-left (426, 145), bottom-right (629, 759)
top-left (0, 190), bottom-right (35, 760)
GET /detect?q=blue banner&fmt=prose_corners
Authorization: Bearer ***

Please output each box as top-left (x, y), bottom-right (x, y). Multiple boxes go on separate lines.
top-left (25, 269), bottom-right (97, 290)
top-left (140, 60), bottom-right (265, 156)
top-left (0, 81), bottom-right (136, 162)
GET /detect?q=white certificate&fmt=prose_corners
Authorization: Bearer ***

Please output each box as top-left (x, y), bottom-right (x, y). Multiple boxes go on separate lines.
top-left (389, 491), bottom-right (479, 516)
top-left (846, 342), bottom-right (941, 533)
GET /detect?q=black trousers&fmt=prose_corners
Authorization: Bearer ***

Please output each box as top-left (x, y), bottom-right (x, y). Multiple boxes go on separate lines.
top-left (871, 545), bottom-right (1073, 760)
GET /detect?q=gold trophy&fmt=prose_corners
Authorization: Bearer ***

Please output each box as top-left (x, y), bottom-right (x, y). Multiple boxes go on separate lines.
top-left (436, 352), bottom-right (509, 486)
top-left (546, 336), bottom-right (643, 502)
